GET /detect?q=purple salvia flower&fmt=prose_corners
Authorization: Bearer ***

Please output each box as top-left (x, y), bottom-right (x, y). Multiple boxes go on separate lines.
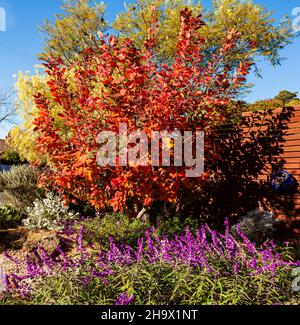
top-left (56, 246), bottom-right (72, 271)
top-left (3, 222), bottom-right (294, 297)
top-left (249, 257), bottom-right (259, 272)
top-left (145, 229), bottom-right (155, 262)
top-left (37, 247), bottom-right (55, 271)
top-left (3, 251), bottom-right (21, 265)
top-left (236, 225), bottom-right (257, 255)
top-left (135, 238), bottom-right (144, 262)
top-left (233, 262), bottom-right (240, 273)
top-left (3, 274), bottom-right (11, 292)
top-left (115, 293), bottom-right (135, 305)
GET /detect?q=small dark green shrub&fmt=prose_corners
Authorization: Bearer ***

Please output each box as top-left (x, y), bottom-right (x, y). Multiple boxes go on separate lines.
top-left (78, 213), bottom-right (149, 247)
top-left (156, 215), bottom-right (202, 236)
top-left (69, 202), bottom-right (97, 218)
top-left (0, 205), bottom-right (23, 229)
top-left (0, 150), bottom-right (26, 165)
top-left (77, 213), bottom-right (204, 248)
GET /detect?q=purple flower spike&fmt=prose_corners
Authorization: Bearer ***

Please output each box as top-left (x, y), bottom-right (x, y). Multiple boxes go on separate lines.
top-left (115, 293), bottom-right (135, 305)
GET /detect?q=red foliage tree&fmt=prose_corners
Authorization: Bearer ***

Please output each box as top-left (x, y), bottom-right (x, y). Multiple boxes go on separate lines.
top-left (33, 8), bottom-right (252, 214)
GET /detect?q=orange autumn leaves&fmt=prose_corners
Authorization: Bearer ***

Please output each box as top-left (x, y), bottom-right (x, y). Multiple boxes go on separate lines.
top-left (32, 9), bottom-right (252, 212)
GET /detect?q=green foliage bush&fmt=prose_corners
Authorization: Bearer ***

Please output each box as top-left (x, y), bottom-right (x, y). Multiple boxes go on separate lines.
top-left (288, 99), bottom-right (300, 106)
top-left (78, 213), bottom-right (149, 247)
top-left (0, 150), bottom-right (26, 165)
top-left (0, 165), bottom-right (44, 213)
top-left (77, 213), bottom-right (203, 248)
top-left (156, 215), bottom-right (202, 237)
top-left (274, 90), bottom-right (298, 106)
top-left (0, 205), bottom-right (23, 229)
top-left (248, 99), bottom-right (282, 111)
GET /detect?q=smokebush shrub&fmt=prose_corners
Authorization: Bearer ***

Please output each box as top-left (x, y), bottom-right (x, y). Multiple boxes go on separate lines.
top-left (32, 9), bottom-right (252, 214)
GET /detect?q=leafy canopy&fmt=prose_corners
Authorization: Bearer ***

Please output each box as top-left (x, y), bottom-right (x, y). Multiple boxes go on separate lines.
top-left (248, 90), bottom-right (300, 111)
top-left (39, 0), bottom-right (108, 64)
top-left (32, 9), bottom-right (252, 212)
top-left (274, 90), bottom-right (299, 106)
top-left (8, 0), bottom-right (293, 163)
top-left (114, 0), bottom-right (293, 68)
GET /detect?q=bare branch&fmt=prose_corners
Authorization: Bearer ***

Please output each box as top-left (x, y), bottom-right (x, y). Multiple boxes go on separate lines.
top-left (0, 89), bottom-right (16, 126)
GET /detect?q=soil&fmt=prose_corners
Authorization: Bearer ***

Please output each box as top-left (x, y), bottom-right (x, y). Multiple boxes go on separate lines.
top-left (0, 227), bottom-right (71, 276)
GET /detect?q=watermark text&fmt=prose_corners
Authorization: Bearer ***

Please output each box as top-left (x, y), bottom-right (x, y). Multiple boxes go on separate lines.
top-left (0, 7), bottom-right (6, 32)
top-left (96, 124), bottom-right (205, 177)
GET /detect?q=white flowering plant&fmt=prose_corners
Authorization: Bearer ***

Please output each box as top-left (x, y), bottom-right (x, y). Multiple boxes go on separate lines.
top-left (24, 192), bottom-right (79, 231)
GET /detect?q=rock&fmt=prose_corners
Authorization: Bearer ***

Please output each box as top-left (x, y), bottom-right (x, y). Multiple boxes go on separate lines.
top-left (23, 231), bottom-right (64, 264)
top-left (24, 232), bottom-right (61, 255)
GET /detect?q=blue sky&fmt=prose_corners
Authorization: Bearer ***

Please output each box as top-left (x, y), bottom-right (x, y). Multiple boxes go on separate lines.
top-left (0, 0), bottom-right (299, 138)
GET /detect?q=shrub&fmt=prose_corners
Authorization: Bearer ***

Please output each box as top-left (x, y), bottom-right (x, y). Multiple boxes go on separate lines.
top-left (69, 201), bottom-right (97, 218)
top-left (76, 213), bottom-right (149, 247)
top-left (0, 165), bottom-right (44, 213)
top-left (248, 99), bottom-right (282, 111)
top-left (0, 149), bottom-right (26, 165)
top-left (24, 192), bottom-right (79, 231)
top-left (0, 205), bottom-right (23, 229)
top-left (156, 215), bottom-right (202, 237)
top-left (73, 214), bottom-right (206, 249)
top-left (288, 99), bottom-right (300, 106)
top-left (2, 220), bottom-right (299, 305)
top-left (32, 9), bottom-right (252, 214)
top-left (231, 209), bottom-right (280, 243)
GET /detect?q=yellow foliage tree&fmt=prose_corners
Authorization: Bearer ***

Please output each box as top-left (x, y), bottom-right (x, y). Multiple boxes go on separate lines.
top-left (8, 70), bottom-right (50, 163)
top-left (114, 0), bottom-right (203, 62)
top-left (9, 63), bottom-right (105, 164)
top-left (39, 0), bottom-right (108, 64)
top-left (288, 99), bottom-right (300, 106)
top-left (114, 0), bottom-right (292, 67)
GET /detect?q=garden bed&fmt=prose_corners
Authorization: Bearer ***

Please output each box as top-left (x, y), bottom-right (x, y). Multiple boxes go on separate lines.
top-left (1, 217), bottom-right (299, 305)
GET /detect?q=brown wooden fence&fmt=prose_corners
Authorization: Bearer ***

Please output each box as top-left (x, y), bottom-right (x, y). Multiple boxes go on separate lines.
top-left (199, 105), bottom-right (300, 240)
top-left (242, 106), bottom-right (300, 234)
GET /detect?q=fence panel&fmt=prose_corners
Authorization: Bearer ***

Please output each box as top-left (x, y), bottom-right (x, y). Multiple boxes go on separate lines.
top-left (212, 105), bottom-right (300, 238)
